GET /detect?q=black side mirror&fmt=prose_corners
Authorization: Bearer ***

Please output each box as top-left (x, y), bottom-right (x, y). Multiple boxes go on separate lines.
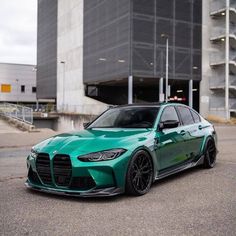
top-left (159, 120), bottom-right (179, 131)
top-left (83, 122), bottom-right (90, 129)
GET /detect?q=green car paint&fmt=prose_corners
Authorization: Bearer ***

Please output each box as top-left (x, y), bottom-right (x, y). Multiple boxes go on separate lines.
top-left (25, 103), bottom-right (217, 197)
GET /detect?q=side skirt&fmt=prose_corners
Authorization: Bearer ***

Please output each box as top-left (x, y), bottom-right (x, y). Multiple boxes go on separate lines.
top-left (155, 155), bottom-right (204, 181)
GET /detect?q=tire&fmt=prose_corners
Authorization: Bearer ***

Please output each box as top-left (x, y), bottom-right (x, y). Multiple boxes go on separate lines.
top-left (125, 150), bottom-right (153, 196)
top-left (203, 138), bottom-right (217, 168)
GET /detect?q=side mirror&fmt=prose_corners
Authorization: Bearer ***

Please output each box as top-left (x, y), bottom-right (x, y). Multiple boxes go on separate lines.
top-left (159, 120), bottom-right (179, 131)
top-left (83, 122), bottom-right (90, 129)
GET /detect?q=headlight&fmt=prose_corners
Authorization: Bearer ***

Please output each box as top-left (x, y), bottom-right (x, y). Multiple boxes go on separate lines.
top-left (78, 149), bottom-right (126, 162)
top-left (30, 148), bottom-right (38, 159)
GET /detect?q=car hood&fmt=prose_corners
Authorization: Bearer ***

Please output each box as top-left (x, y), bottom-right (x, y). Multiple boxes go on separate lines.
top-left (33, 128), bottom-right (154, 157)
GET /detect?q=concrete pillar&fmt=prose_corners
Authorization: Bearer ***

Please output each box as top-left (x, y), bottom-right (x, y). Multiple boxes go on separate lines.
top-left (128, 75), bottom-right (133, 104)
top-left (165, 38), bottom-right (169, 102)
top-left (189, 79), bottom-right (193, 108)
top-left (225, 0), bottom-right (230, 120)
top-left (159, 77), bottom-right (164, 102)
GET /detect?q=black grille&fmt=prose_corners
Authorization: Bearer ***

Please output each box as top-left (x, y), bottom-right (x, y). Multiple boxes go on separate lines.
top-left (70, 177), bottom-right (96, 190)
top-left (53, 155), bottom-right (72, 187)
top-left (36, 153), bottom-right (52, 185)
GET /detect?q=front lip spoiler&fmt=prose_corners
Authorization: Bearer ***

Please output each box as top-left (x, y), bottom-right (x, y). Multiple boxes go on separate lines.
top-left (25, 181), bottom-right (123, 197)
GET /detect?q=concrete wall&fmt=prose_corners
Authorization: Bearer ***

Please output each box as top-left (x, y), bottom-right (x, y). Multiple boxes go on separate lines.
top-left (201, 1), bottom-right (227, 119)
top-left (201, 0), bottom-right (212, 118)
top-left (57, 0), bottom-right (107, 115)
top-left (0, 63), bottom-right (36, 103)
top-left (56, 113), bottom-right (97, 132)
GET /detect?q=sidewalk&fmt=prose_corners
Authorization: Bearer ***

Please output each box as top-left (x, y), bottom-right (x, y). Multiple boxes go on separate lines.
top-left (0, 118), bottom-right (21, 134)
top-left (0, 118), bottom-right (59, 148)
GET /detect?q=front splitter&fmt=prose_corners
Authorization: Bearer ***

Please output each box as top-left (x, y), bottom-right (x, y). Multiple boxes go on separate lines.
top-left (25, 181), bottom-right (123, 197)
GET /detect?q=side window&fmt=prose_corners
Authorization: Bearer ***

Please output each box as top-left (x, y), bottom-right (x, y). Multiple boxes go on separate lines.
top-left (177, 106), bottom-right (194, 125)
top-left (160, 106), bottom-right (180, 124)
top-left (190, 110), bottom-right (201, 123)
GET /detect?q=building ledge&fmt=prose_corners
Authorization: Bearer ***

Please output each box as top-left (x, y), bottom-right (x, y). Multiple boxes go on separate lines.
top-left (210, 60), bottom-right (236, 67)
top-left (210, 86), bottom-right (236, 91)
top-left (210, 34), bottom-right (236, 42)
top-left (210, 7), bottom-right (236, 17)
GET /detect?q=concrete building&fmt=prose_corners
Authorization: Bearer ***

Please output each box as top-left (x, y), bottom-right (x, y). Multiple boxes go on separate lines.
top-left (57, 0), bottom-right (106, 115)
top-left (201, 0), bottom-right (236, 119)
top-left (83, 0), bottom-right (202, 111)
top-left (0, 63), bottom-right (37, 103)
top-left (37, 0), bottom-right (236, 121)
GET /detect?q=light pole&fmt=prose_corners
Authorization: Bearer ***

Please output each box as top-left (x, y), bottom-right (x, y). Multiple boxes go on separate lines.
top-left (161, 34), bottom-right (169, 102)
top-left (32, 66), bottom-right (38, 111)
top-left (16, 79), bottom-right (19, 104)
top-left (60, 61), bottom-right (65, 111)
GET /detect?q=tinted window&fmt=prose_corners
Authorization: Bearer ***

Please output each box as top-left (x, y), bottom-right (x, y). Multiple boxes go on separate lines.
top-left (177, 106), bottom-right (194, 125)
top-left (160, 106), bottom-right (179, 123)
top-left (89, 107), bottom-right (159, 128)
top-left (32, 87), bottom-right (37, 93)
top-left (21, 85), bottom-right (25, 93)
top-left (190, 110), bottom-right (201, 123)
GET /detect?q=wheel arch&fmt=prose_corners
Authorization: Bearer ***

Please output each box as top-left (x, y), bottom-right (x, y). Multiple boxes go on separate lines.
top-left (200, 135), bottom-right (216, 155)
top-left (128, 146), bottom-right (157, 182)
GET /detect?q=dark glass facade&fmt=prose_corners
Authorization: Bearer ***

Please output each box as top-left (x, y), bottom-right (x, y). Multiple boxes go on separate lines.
top-left (37, 0), bottom-right (57, 99)
top-left (84, 0), bottom-right (202, 84)
top-left (83, 0), bottom-right (131, 83)
top-left (132, 0), bottom-right (202, 80)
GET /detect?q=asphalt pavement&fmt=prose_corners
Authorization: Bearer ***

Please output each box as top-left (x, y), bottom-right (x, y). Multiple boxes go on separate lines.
top-left (0, 125), bottom-right (236, 236)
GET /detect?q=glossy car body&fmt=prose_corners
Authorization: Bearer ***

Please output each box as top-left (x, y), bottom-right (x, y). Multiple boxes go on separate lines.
top-left (25, 103), bottom-right (217, 197)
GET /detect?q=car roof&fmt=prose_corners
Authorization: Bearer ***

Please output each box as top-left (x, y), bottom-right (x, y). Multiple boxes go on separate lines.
top-left (111, 102), bottom-right (188, 109)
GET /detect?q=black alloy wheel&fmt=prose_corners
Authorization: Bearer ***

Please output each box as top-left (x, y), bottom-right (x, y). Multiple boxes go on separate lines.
top-left (126, 150), bottom-right (153, 196)
top-left (204, 139), bottom-right (217, 168)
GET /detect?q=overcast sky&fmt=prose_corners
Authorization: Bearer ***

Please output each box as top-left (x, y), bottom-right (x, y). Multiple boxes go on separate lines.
top-left (0, 0), bottom-right (37, 65)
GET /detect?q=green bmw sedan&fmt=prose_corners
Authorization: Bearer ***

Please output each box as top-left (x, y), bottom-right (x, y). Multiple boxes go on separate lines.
top-left (25, 103), bottom-right (217, 197)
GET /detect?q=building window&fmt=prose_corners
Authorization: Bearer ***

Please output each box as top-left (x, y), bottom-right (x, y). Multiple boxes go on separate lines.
top-left (32, 87), bottom-right (37, 93)
top-left (1, 84), bottom-right (11, 93)
top-left (21, 85), bottom-right (25, 93)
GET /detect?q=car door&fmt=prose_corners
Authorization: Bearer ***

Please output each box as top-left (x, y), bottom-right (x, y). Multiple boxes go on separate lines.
top-left (155, 106), bottom-right (187, 171)
top-left (176, 106), bottom-right (204, 160)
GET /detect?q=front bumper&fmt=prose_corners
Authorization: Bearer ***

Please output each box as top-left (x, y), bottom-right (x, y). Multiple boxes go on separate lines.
top-left (25, 180), bottom-right (123, 197)
top-left (26, 151), bottom-right (131, 197)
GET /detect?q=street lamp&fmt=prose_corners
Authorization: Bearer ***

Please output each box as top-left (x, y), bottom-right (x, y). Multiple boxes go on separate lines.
top-left (60, 61), bottom-right (66, 111)
top-left (161, 34), bottom-right (169, 102)
top-left (16, 79), bottom-right (19, 104)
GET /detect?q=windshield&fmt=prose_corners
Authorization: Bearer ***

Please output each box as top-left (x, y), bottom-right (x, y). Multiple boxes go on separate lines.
top-left (89, 106), bottom-right (160, 128)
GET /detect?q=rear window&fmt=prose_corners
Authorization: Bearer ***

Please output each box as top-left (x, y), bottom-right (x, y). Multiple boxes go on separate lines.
top-left (190, 110), bottom-right (201, 123)
top-left (177, 106), bottom-right (194, 126)
top-left (160, 106), bottom-right (180, 124)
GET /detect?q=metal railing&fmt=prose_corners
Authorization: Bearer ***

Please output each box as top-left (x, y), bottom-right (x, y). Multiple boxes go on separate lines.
top-left (210, 96), bottom-right (236, 110)
top-left (210, 75), bottom-right (236, 88)
top-left (210, 0), bottom-right (226, 13)
top-left (0, 103), bottom-right (33, 124)
top-left (211, 26), bottom-right (236, 39)
top-left (210, 0), bottom-right (236, 13)
top-left (210, 51), bottom-right (236, 64)
top-left (24, 104), bottom-right (57, 113)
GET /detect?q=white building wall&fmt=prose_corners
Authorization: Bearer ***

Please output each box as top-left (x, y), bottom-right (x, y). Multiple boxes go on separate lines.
top-left (57, 0), bottom-right (107, 115)
top-left (201, 0), bottom-right (236, 120)
top-left (201, 1), bottom-right (213, 118)
top-left (0, 63), bottom-right (37, 103)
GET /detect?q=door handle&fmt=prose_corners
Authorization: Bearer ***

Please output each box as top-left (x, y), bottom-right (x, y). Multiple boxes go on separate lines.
top-left (198, 125), bottom-right (202, 130)
top-left (180, 130), bottom-right (186, 135)
top-left (154, 137), bottom-right (159, 145)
